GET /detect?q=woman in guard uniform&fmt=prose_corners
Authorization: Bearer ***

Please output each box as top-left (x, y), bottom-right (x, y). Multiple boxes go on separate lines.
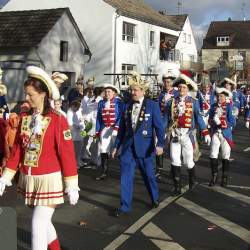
top-left (0, 66), bottom-right (79, 250)
top-left (209, 87), bottom-right (236, 187)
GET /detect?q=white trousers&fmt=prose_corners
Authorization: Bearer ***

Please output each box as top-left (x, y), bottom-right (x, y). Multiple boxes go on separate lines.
top-left (99, 127), bottom-right (116, 154)
top-left (210, 132), bottom-right (231, 160)
top-left (170, 133), bottom-right (195, 169)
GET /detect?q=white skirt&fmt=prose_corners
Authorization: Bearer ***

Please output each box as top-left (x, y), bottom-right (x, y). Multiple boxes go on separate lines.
top-left (17, 171), bottom-right (64, 206)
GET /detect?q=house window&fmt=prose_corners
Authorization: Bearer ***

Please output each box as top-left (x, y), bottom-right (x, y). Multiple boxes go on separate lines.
top-left (217, 36), bottom-right (230, 46)
top-left (122, 22), bottom-right (136, 43)
top-left (187, 34), bottom-right (191, 44)
top-left (222, 51), bottom-right (228, 61)
top-left (60, 41), bottom-right (68, 62)
top-left (189, 55), bottom-right (195, 62)
top-left (183, 33), bottom-right (186, 43)
top-left (150, 31), bottom-right (155, 47)
top-left (121, 64), bottom-right (136, 86)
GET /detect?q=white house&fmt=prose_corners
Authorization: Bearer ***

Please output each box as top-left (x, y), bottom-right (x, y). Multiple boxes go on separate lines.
top-left (0, 8), bottom-right (90, 103)
top-left (167, 14), bottom-right (198, 71)
top-left (1, 0), bottom-right (183, 88)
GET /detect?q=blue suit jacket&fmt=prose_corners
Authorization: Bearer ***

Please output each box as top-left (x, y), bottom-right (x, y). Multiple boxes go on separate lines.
top-left (114, 98), bottom-right (165, 158)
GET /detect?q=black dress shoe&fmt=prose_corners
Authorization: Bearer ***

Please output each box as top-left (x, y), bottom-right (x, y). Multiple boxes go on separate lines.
top-left (152, 200), bottom-right (159, 209)
top-left (95, 173), bottom-right (107, 181)
top-left (112, 208), bottom-right (128, 218)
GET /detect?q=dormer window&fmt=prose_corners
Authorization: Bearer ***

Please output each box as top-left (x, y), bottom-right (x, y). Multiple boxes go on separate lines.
top-left (217, 36), bottom-right (230, 46)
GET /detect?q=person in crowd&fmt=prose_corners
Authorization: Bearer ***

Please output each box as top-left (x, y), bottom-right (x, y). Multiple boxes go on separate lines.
top-left (81, 87), bottom-right (104, 168)
top-left (51, 72), bottom-right (68, 111)
top-left (0, 65), bottom-right (79, 250)
top-left (95, 84), bottom-right (123, 181)
top-left (243, 84), bottom-right (250, 129)
top-left (165, 39), bottom-right (173, 61)
top-left (0, 68), bottom-right (9, 120)
top-left (197, 72), bottom-right (216, 127)
top-left (0, 118), bottom-right (8, 174)
top-left (67, 100), bottom-right (85, 169)
top-left (208, 87), bottom-right (235, 187)
top-left (164, 72), bottom-right (211, 196)
top-left (160, 39), bottom-right (167, 60)
top-left (156, 74), bottom-right (178, 180)
top-left (112, 72), bottom-right (164, 217)
top-left (220, 76), bottom-right (244, 120)
top-left (81, 84), bottom-right (95, 165)
top-left (51, 72), bottom-right (68, 91)
top-left (68, 79), bottom-right (84, 105)
top-left (54, 99), bottom-right (66, 117)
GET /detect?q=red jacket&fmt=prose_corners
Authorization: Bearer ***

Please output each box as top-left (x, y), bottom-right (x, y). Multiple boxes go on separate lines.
top-left (3, 110), bottom-right (78, 187)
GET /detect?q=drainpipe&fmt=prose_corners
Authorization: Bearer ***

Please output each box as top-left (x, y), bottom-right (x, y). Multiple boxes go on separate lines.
top-left (113, 10), bottom-right (120, 85)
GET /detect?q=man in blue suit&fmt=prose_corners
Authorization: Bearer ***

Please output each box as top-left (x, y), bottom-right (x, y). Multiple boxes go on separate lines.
top-left (112, 72), bottom-right (165, 217)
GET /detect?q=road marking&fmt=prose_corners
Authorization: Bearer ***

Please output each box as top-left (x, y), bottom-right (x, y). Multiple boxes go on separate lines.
top-left (243, 147), bottom-right (250, 152)
top-left (103, 185), bottom-right (189, 250)
top-left (201, 184), bottom-right (250, 205)
top-left (141, 222), bottom-right (185, 250)
top-left (176, 197), bottom-right (250, 244)
top-left (227, 185), bottom-right (250, 190)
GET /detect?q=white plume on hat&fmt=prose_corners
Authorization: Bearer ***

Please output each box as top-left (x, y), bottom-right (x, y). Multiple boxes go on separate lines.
top-left (223, 77), bottom-right (236, 86)
top-left (216, 87), bottom-right (232, 97)
top-left (174, 71), bottom-right (198, 92)
top-left (128, 71), bottom-right (149, 91)
top-left (27, 66), bottom-right (60, 100)
top-left (102, 83), bottom-right (120, 94)
top-left (51, 72), bottom-right (68, 84)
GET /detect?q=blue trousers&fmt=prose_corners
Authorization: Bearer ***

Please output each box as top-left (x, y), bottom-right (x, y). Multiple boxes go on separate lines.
top-left (119, 146), bottom-right (159, 212)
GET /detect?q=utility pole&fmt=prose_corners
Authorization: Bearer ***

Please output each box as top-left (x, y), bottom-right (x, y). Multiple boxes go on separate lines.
top-left (177, 0), bottom-right (182, 14)
top-left (241, 2), bottom-right (246, 21)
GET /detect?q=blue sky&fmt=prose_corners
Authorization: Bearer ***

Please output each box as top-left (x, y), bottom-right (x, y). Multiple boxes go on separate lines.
top-left (145, 0), bottom-right (250, 46)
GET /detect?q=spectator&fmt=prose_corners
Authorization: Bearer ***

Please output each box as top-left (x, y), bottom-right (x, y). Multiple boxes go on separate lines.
top-left (68, 80), bottom-right (84, 105)
top-left (67, 100), bottom-right (85, 168)
top-left (165, 39), bottom-right (173, 61)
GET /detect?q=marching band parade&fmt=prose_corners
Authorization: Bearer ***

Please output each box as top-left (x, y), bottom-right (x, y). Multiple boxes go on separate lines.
top-left (0, 1), bottom-right (249, 250)
top-left (0, 63), bottom-right (249, 249)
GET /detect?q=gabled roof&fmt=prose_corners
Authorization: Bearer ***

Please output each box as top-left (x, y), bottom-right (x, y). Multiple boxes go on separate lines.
top-left (202, 20), bottom-right (250, 49)
top-left (0, 8), bottom-right (90, 54)
top-left (104, 0), bottom-right (181, 31)
top-left (167, 14), bottom-right (188, 28)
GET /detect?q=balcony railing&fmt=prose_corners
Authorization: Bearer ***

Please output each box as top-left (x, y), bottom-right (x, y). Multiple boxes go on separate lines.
top-left (159, 49), bottom-right (180, 62)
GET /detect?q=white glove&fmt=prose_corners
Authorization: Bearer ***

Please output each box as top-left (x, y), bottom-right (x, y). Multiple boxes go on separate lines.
top-left (112, 129), bottom-right (118, 137)
top-left (0, 177), bottom-right (11, 196)
top-left (67, 188), bottom-right (79, 205)
top-left (246, 121), bottom-right (249, 129)
top-left (213, 115), bottom-right (221, 125)
top-left (204, 135), bottom-right (211, 146)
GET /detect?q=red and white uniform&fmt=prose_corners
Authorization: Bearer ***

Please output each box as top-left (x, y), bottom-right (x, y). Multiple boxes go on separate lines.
top-left (96, 97), bottom-right (122, 154)
top-left (2, 110), bottom-right (78, 206)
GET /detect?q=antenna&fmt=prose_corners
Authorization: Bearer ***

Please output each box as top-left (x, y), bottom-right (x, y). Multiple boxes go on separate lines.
top-left (241, 2), bottom-right (246, 21)
top-left (177, 0), bottom-right (182, 14)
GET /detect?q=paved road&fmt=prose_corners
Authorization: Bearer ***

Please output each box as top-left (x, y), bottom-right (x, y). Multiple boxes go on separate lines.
top-left (1, 118), bottom-right (250, 250)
